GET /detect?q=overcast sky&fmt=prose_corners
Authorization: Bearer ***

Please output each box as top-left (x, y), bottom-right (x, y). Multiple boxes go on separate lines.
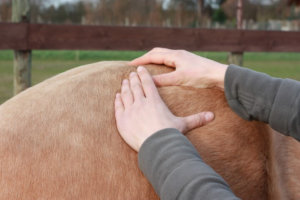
top-left (48, 0), bottom-right (280, 8)
top-left (45, 0), bottom-right (79, 7)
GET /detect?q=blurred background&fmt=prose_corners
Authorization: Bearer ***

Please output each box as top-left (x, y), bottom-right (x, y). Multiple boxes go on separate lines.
top-left (1, 0), bottom-right (300, 104)
top-left (1, 0), bottom-right (300, 30)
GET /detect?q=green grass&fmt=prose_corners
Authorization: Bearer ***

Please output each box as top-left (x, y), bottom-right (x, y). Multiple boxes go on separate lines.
top-left (0, 50), bottom-right (147, 61)
top-left (244, 61), bottom-right (300, 80)
top-left (2, 50), bottom-right (300, 61)
top-left (1, 50), bottom-right (300, 104)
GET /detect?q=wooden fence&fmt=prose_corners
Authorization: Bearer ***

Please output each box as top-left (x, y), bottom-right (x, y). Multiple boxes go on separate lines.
top-left (3, 0), bottom-right (300, 96)
top-left (1, 22), bottom-right (300, 95)
top-left (1, 23), bottom-right (300, 52)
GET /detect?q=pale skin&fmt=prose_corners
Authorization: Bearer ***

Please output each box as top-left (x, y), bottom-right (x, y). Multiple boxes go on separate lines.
top-left (115, 48), bottom-right (228, 152)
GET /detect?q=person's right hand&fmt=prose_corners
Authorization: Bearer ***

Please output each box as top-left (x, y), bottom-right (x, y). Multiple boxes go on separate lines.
top-left (129, 48), bottom-right (228, 90)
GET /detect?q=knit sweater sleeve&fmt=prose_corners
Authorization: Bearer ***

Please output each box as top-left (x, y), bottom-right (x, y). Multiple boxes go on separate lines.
top-left (225, 64), bottom-right (300, 141)
top-left (138, 128), bottom-right (240, 200)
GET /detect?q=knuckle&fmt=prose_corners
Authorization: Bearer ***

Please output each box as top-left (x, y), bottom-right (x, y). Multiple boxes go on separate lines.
top-left (134, 99), bottom-right (143, 107)
top-left (131, 82), bottom-right (141, 90)
top-left (175, 50), bottom-right (185, 56)
top-left (174, 51), bottom-right (181, 57)
top-left (141, 75), bottom-right (151, 84)
top-left (199, 114), bottom-right (207, 125)
top-left (148, 51), bottom-right (156, 57)
top-left (130, 76), bottom-right (140, 86)
top-left (152, 47), bottom-right (161, 52)
top-left (121, 87), bottom-right (129, 95)
top-left (196, 115), bottom-right (204, 126)
top-left (181, 49), bottom-right (187, 53)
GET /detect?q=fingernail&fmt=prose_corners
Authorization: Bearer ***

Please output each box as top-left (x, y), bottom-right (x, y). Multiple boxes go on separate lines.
top-left (137, 66), bottom-right (144, 72)
top-left (205, 112), bottom-right (214, 121)
top-left (122, 79), bottom-right (128, 84)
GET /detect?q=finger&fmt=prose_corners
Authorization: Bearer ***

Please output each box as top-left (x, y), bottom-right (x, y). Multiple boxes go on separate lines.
top-left (114, 93), bottom-right (124, 118)
top-left (148, 47), bottom-right (173, 53)
top-left (181, 112), bottom-right (214, 133)
top-left (129, 72), bottom-right (145, 101)
top-left (130, 52), bottom-right (177, 67)
top-left (137, 66), bottom-right (160, 99)
top-left (130, 48), bottom-right (173, 66)
top-left (152, 71), bottom-right (180, 87)
top-left (121, 79), bottom-right (134, 108)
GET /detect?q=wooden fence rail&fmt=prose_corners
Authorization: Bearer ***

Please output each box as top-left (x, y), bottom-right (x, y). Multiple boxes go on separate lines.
top-left (1, 22), bottom-right (300, 96)
top-left (1, 22), bottom-right (300, 52)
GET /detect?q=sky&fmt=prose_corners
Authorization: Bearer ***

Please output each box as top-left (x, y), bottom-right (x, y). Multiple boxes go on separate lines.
top-left (47, 0), bottom-right (280, 8)
top-left (45, 0), bottom-right (80, 7)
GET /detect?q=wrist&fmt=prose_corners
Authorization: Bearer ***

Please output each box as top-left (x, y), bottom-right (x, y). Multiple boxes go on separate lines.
top-left (213, 64), bottom-right (228, 90)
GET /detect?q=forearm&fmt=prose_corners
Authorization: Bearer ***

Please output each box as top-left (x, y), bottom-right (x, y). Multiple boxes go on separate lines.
top-left (138, 128), bottom-right (240, 200)
top-left (225, 64), bottom-right (300, 140)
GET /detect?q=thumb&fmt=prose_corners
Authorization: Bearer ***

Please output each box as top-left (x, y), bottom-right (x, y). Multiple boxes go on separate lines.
top-left (152, 71), bottom-right (179, 87)
top-left (181, 112), bottom-right (214, 133)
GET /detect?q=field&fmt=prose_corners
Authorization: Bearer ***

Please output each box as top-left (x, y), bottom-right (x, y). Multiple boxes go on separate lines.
top-left (1, 50), bottom-right (300, 104)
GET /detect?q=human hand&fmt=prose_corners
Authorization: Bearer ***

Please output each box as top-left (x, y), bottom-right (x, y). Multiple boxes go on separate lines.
top-left (114, 66), bottom-right (215, 152)
top-left (130, 48), bottom-right (228, 90)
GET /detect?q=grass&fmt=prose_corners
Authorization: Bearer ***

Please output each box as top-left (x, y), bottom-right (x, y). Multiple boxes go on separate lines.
top-left (1, 50), bottom-right (300, 104)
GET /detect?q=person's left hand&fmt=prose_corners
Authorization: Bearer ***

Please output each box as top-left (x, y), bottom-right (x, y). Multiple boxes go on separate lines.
top-left (114, 66), bottom-right (215, 152)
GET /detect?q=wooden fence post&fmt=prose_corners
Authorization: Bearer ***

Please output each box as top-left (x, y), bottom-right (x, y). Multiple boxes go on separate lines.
top-left (228, 0), bottom-right (243, 66)
top-left (228, 52), bottom-right (243, 66)
top-left (12, 0), bottom-right (31, 95)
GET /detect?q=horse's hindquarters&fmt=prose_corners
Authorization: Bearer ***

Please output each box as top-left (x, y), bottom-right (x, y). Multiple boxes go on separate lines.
top-left (0, 61), bottom-right (275, 199)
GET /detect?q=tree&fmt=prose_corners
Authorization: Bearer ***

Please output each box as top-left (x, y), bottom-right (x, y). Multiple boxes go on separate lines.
top-left (288, 0), bottom-right (300, 5)
top-left (212, 8), bottom-right (227, 23)
top-left (37, 2), bottom-right (86, 24)
top-left (167, 0), bottom-right (198, 27)
top-left (222, 0), bottom-right (291, 22)
top-left (0, 1), bottom-right (12, 22)
top-left (222, 0), bottom-right (257, 21)
top-left (197, 0), bottom-right (204, 26)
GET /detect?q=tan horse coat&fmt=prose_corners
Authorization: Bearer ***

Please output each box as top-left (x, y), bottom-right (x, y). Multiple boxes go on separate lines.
top-left (0, 61), bottom-right (299, 199)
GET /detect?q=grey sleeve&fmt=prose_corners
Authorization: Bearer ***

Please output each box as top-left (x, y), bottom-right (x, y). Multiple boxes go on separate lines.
top-left (225, 64), bottom-right (300, 141)
top-left (138, 128), bottom-right (240, 200)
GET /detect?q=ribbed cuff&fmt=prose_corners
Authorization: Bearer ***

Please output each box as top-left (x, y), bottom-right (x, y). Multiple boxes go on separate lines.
top-left (224, 64), bottom-right (282, 123)
top-left (269, 78), bottom-right (300, 139)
